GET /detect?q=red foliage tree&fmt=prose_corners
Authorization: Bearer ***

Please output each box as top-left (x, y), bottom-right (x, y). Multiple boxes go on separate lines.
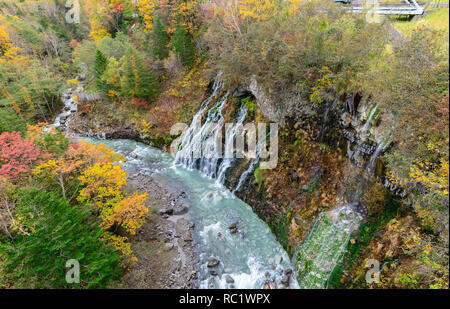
top-left (432, 92), bottom-right (449, 134)
top-left (131, 97), bottom-right (150, 110)
top-left (0, 131), bottom-right (43, 179)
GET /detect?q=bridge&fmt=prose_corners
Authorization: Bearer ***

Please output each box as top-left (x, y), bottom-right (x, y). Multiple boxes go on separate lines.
top-left (334, 0), bottom-right (425, 15)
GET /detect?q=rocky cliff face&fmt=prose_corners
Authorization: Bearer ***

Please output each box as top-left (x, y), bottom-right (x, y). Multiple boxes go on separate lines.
top-left (224, 76), bottom-right (399, 257)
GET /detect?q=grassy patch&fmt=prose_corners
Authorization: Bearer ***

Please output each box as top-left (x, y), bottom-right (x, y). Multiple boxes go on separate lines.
top-left (393, 8), bottom-right (449, 36)
top-left (293, 206), bottom-right (362, 289)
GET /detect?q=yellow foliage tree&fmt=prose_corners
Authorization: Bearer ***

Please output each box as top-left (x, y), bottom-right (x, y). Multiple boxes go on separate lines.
top-left (101, 232), bottom-right (137, 265)
top-left (103, 191), bottom-right (149, 235)
top-left (78, 161), bottom-right (127, 212)
top-left (0, 25), bottom-right (11, 54)
top-left (136, 0), bottom-right (156, 33)
top-left (237, 0), bottom-right (277, 21)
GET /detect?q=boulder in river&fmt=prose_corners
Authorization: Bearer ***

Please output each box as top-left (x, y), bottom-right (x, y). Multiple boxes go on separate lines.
top-left (210, 270), bottom-right (218, 276)
top-left (205, 192), bottom-right (214, 200)
top-left (229, 222), bottom-right (238, 233)
top-left (281, 275), bottom-right (290, 285)
top-left (225, 275), bottom-right (234, 283)
top-left (207, 258), bottom-right (220, 268)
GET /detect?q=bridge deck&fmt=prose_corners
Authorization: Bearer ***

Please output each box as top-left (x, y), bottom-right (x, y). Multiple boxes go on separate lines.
top-left (336, 0), bottom-right (425, 15)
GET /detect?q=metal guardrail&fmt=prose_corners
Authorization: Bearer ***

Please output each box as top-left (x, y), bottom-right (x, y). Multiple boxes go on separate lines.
top-left (335, 0), bottom-right (426, 15)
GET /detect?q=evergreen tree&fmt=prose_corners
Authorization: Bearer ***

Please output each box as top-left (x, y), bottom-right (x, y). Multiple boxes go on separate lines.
top-left (171, 22), bottom-right (195, 67)
top-left (120, 48), bottom-right (158, 102)
top-left (152, 16), bottom-right (169, 60)
top-left (0, 188), bottom-right (121, 288)
top-left (94, 49), bottom-right (108, 92)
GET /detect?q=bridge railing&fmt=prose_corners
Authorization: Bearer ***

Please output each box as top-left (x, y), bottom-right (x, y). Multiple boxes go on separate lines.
top-left (336, 0), bottom-right (425, 15)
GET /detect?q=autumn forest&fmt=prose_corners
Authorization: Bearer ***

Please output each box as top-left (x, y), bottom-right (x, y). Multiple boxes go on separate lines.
top-left (0, 0), bottom-right (448, 291)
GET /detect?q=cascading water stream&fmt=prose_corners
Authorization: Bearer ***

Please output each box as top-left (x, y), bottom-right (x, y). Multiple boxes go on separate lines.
top-left (52, 77), bottom-right (299, 289)
top-left (51, 74), bottom-right (374, 290)
top-left (175, 77), bottom-right (224, 177)
top-left (362, 103), bottom-right (379, 135)
top-left (81, 138), bottom-right (299, 289)
top-left (216, 105), bottom-right (248, 185)
top-left (175, 78), bottom-right (250, 187)
top-left (46, 84), bottom-right (82, 132)
top-left (232, 148), bottom-right (260, 194)
top-left (173, 82), bottom-right (369, 289)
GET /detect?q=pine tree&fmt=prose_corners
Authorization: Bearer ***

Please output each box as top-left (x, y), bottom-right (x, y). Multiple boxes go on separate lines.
top-left (171, 22), bottom-right (195, 67)
top-left (94, 49), bottom-right (108, 92)
top-left (1, 188), bottom-right (121, 288)
top-left (120, 48), bottom-right (158, 102)
top-left (152, 16), bottom-right (169, 60)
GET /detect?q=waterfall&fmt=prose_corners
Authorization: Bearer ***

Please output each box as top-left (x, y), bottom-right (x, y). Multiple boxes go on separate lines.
top-left (362, 103), bottom-right (379, 135)
top-left (292, 203), bottom-right (362, 289)
top-left (216, 105), bottom-right (248, 185)
top-left (232, 132), bottom-right (273, 194)
top-left (319, 99), bottom-right (338, 142)
top-left (175, 77), bottom-right (223, 171)
top-left (366, 143), bottom-right (383, 173)
top-left (175, 93), bottom-right (227, 178)
top-left (232, 154), bottom-right (260, 194)
top-left (175, 77), bottom-right (250, 186)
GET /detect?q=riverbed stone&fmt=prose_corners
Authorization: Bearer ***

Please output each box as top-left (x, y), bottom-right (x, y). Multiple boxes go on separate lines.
top-left (159, 208), bottom-right (173, 216)
top-left (281, 275), bottom-right (290, 285)
top-left (210, 270), bottom-right (218, 276)
top-left (207, 258), bottom-right (220, 268)
top-left (225, 275), bottom-right (234, 283)
top-left (173, 204), bottom-right (189, 215)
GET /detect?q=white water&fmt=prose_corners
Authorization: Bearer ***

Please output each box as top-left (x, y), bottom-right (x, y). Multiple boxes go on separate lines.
top-left (84, 138), bottom-right (299, 289)
top-left (175, 77), bottom-right (249, 187)
top-left (216, 105), bottom-right (248, 185)
top-left (362, 103), bottom-right (379, 135)
top-left (49, 75), bottom-right (365, 290)
top-left (49, 76), bottom-right (298, 289)
top-left (175, 78), bottom-right (224, 177)
top-left (232, 152), bottom-right (260, 194)
top-left (47, 85), bottom-right (82, 131)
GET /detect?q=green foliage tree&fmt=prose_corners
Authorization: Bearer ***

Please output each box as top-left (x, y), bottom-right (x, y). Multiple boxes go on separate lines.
top-left (94, 49), bottom-right (109, 92)
top-left (120, 48), bottom-right (158, 101)
top-left (152, 16), bottom-right (169, 60)
top-left (0, 188), bottom-right (121, 288)
top-left (171, 21), bottom-right (195, 67)
top-left (0, 109), bottom-right (27, 134)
